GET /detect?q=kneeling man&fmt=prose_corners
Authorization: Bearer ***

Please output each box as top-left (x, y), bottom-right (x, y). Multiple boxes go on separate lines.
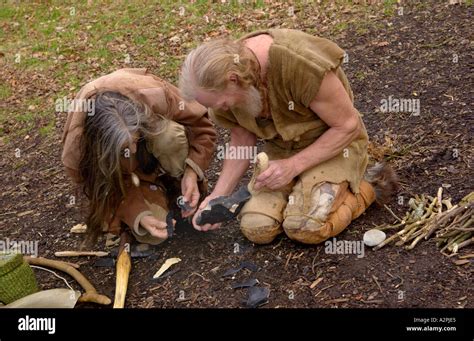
top-left (180, 29), bottom-right (396, 244)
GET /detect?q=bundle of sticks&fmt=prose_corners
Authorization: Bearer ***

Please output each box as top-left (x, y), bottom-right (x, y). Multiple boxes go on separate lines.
top-left (374, 188), bottom-right (473, 255)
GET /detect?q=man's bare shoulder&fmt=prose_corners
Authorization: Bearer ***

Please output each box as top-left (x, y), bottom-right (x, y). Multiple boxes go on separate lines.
top-left (243, 33), bottom-right (273, 51)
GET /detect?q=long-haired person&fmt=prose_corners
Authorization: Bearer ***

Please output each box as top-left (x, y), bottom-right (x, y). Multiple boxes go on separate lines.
top-left (62, 68), bottom-right (216, 246)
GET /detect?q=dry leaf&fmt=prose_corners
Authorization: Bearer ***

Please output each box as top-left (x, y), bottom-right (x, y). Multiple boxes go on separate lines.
top-left (375, 41), bottom-right (389, 47)
top-left (70, 223), bottom-right (87, 234)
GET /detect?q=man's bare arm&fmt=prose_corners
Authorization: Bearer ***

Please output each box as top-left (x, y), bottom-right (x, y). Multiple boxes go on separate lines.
top-left (255, 71), bottom-right (361, 190)
top-left (291, 71), bottom-right (361, 174)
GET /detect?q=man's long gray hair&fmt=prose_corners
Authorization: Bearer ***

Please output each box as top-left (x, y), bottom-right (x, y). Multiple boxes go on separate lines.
top-left (79, 91), bottom-right (166, 245)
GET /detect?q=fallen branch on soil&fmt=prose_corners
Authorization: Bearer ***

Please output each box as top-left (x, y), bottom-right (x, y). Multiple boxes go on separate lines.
top-left (374, 189), bottom-right (473, 256)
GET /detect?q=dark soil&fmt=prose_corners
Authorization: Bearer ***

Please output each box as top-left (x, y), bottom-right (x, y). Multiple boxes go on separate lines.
top-left (0, 1), bottom-right (472, 308)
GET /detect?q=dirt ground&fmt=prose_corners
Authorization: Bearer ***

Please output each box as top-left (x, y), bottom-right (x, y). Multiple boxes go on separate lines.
top-left (0, 1), bottom-right (472, 308)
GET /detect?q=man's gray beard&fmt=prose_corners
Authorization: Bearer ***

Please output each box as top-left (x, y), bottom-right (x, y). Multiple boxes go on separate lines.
top-left (232, 85), bottom-right (263, 118)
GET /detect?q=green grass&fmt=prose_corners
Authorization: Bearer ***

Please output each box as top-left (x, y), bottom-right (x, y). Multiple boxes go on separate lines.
top-left (0, 0), bottom-right (392, 140)
top-left (383, 0), bottom-right (398, 16)
top-left (0, 84), bottom-right (11, 100)
top-left (16, 111), bottom-right (36, 123)
top-left (39, 118), bottom-right (56, 137)
top-left (334, 22), bottom-right (349, 33)
top-left (0, 6), bottom-right (16, 20)
top-left (355, 71), bottom-right (366, 81)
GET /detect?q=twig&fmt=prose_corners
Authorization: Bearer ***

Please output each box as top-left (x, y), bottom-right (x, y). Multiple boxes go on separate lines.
top-left (311, 248), bottom-right (322, 274)
top-left (451, 236), bottom-right (473, 253)
top-left (361, 299), bottom-right (384, 304)
top-left (454, 227), bottom-right (474, 232)
top-left (377, 222), bottom-right (405, 231)
top-left (189, 272), bottom-right (210, 282)
top-left (442, 199), bottom-right (453, 210)
top-left (406, 232), bottom-right (427, 250)
top-left (285, 252), bottom-right (292, 270)
top-left (383, 204), bottom-right (403, 223)
top-left (314, 284), bottom-right (334, 298)
top-left (372, 275), bottom-right (383, 294)
top-left (437, 187), bottom-right (443, 214)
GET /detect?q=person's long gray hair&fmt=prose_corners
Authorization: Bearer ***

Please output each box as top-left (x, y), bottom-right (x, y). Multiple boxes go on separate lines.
top-left (79, 91), bottom-right (167, 246)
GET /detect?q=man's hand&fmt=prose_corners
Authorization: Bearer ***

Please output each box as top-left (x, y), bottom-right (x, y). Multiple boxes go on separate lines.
top-left (180, 167), bottom-right (200, 218)
top-left (191, 194), bottom-right (222, 232)
top-left (139, 215), bottom-right (171, 239)
top-left (191, 127), bottom-right (256, 232)
top-left (254, 158), bottom-right (297, 190)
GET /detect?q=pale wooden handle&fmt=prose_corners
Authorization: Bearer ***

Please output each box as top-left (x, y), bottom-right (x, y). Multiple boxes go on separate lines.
top-left (54, 251), bottom-right (109, 257)
top-left (113, 250), bottom-right (132, 308)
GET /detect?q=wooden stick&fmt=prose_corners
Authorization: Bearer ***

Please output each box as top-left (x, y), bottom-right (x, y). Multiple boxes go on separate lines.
top-left (54, 251), bottom-right (109, 257)
top-left (24, 256), bottom-right (111, 305)
top-left (406, 231), bottom-right (428, 250)
top-left (113, 231), bottom-right (132, 309)
top-left (383, 204), bottom-right (403, 223)
top-left (374, 228), bottom-right (405, 250)
top-left (447, 233), bottom-right (472, 253)
top-left (436, 187), bottom-right (443, 214)
top-left (425, 205), bottom-right (461, 239)
top-left (442, 199), bottom-right (453, 210)
top-left (454, 227), bottom-right (474, 232)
